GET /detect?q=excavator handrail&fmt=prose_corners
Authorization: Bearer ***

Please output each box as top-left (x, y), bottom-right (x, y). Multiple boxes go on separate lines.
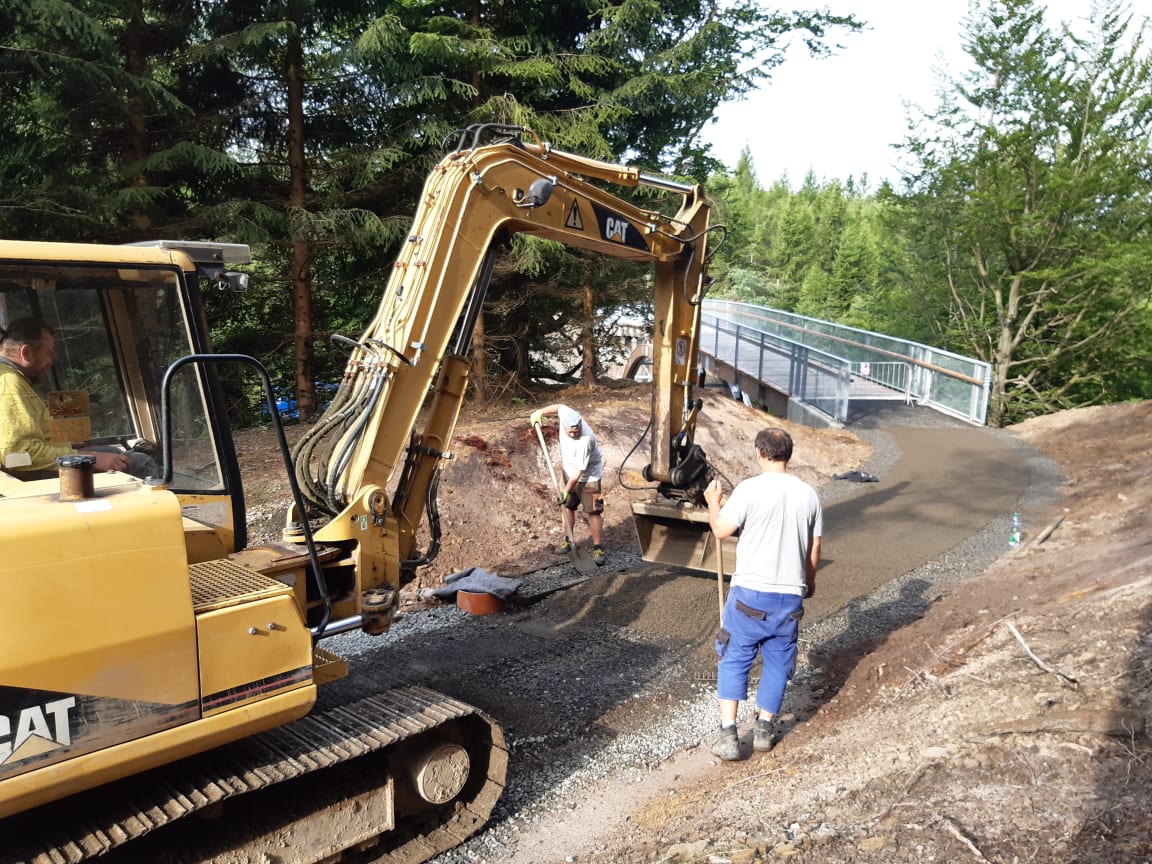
top-left (158, 353), bottom-right (333, 636)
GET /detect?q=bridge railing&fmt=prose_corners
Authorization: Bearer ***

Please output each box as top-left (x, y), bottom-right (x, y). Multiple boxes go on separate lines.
top-left (701, 312), bottom-right (851, 424)
top-left (703, 300), bottom-right (990, 425)
top-left (850, 361), bottom-right (913, 403)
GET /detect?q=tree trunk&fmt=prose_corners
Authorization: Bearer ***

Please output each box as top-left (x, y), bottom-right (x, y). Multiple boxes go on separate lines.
top-left (985, 263), bottom-right (1020, 428)
top-left (471, 313), bottom-right (489, 402)
top-left (989, 318), bottom-right (1015, 427)
top-left (467, 0), bottom-right (488, 402)
top-left (514, 330), bottom-right (530, 383)
top-left (580, 261), bottom-right (596, 388)
top-left (286, 18), bottom-right (315, 420)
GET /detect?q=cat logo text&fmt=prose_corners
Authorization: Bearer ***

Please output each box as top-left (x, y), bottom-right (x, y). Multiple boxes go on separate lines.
top-left (0, 697), bottom-right (76, 765)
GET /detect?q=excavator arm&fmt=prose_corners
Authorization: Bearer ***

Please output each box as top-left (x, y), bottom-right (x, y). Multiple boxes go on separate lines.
top-left (292, 125), bottom-right (715, 632)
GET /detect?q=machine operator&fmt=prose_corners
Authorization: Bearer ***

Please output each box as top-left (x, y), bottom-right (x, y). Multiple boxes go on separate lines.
top-left (0, 318), bottom-right (155, 480)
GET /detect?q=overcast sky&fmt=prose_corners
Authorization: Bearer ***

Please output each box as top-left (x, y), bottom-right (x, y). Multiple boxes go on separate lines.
top-left (700, 0), bottom-right (1101, 189)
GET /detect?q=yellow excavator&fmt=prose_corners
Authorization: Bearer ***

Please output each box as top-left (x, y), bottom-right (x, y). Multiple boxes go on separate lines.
top-left (0, 124), bottom-right (720, 863)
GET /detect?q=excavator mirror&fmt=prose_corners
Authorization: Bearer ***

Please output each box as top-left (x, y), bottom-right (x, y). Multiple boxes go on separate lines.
top-left (516, 176), bottom-right (555, 208)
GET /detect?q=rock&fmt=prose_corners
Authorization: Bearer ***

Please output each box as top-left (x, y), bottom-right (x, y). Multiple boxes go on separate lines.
top-left (858, 836), bottom-right (888, 852)
top-left (663, 839), bottom-right (710, 861)
top-left (809, 827), bottom-right (836, 847)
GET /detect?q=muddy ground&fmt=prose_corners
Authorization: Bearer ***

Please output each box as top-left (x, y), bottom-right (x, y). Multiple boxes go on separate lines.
top-left (231, 387), bottom-right (1152, 864)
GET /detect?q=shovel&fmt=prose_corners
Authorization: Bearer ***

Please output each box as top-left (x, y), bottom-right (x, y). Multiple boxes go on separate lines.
top-left (533, 422), bottom-right (599, 575)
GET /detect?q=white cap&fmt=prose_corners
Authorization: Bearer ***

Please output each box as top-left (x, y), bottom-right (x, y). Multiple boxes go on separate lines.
top-left (558, 406), bottom-right (581, 429)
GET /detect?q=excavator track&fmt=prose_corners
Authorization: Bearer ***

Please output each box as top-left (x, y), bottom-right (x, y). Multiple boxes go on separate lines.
top-left (4, 686), bottom-right (507, 864)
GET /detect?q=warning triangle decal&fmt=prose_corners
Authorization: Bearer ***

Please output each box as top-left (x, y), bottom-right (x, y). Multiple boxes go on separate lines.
top-left (565, 200), bottom-right (584, 230)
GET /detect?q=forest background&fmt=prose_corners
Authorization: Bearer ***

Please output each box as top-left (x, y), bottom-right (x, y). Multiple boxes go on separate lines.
top-left (1, 0), bottom-right (1149, 427)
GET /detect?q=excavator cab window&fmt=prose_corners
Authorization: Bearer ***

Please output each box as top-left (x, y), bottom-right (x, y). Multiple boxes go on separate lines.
top-left (0, 261), bottom-right (224, 491)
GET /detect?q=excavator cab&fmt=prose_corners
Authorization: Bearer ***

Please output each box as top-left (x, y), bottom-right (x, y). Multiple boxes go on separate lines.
top-left (0, 239), bottom-right (326, 823)
top-left (0, 240), bottom-right (248, 555)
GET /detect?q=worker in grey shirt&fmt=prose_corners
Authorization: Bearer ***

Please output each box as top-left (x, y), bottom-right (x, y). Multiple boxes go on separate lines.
top-left (704, 427), bottom-right (822, 760)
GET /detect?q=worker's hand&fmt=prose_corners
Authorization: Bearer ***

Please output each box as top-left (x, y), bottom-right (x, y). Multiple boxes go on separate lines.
top-left (557, 490), bottom-right (579, 509)
top-left (703, 477), bottom-right (723, 508)
top-left (530, 409), bottom-right (545, 427)
top-left (86, 450), bottom-right (130, 473)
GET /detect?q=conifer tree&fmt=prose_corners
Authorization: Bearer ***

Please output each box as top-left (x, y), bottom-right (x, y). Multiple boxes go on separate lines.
top-left (896, 0), bottom-right (1152, 423)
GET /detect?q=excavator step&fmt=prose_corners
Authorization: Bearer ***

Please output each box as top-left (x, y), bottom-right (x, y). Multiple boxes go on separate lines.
top-left (5, 686), bottom-right (506, 864)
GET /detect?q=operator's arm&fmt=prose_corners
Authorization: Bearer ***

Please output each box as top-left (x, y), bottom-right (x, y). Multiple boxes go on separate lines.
top-left (0, 376), bottom-right (129, 474)
top-left (77, 448), bottom-right (130, 473)
top-left (703, 478), bottom-right (739, 540)
top-left (805, 536), bottom-right (821, 599)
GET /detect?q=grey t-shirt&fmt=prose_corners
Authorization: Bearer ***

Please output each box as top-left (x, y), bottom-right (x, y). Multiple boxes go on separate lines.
top-left (719, 471), bottom-right (822, 596)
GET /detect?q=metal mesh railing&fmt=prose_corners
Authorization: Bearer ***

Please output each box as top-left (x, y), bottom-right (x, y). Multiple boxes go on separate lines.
top-left (703, 300), bottom-right (990, 425)
top-left (700, 311), bottom-right (852, 423)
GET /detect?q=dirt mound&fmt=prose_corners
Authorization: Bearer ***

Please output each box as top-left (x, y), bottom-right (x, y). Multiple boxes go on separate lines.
top-left (287, 384), bottom-right (868, 589)
top-left (235, 383), bottom-right (869, 640)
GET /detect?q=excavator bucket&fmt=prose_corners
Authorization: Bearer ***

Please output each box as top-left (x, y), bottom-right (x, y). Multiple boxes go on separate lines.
top-left (631, 499), bottom-right (737, 576)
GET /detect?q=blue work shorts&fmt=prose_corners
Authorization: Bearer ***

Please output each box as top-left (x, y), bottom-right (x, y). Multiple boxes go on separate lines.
top-left (714, 586), bottom-right (804, 715)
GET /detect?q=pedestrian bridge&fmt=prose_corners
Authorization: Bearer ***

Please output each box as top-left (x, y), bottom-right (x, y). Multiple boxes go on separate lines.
top-left (613, 300), bottom-right (991, 427)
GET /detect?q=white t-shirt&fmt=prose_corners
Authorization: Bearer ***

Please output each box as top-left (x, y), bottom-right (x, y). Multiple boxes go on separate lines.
top-left (719, 471), bottom-right (822, 595)
top-left (560, 425), bottom-right (602, 482)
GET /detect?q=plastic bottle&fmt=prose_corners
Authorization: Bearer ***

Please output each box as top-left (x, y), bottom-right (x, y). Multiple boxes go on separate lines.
top-left (1009, 512), bottom-right (1022, 547)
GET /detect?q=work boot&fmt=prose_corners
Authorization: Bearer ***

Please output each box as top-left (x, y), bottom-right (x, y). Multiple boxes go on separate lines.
top-left (710, 725), bottom-right (740, 761)
top-left (753, 717), bottom-right (777, 752)
top-left (592, 545), bottom-right (605, 565)
top-left (556, 539), bottom-right (572, 554)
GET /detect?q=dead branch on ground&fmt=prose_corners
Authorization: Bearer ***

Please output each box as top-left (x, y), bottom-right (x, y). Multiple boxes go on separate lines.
top-left (971, 708), bottom-right (1145, 739)
top-left (1004, 621), bottom-right (1079, 688)
top-left (942, 815), bottom-right (990, 862)
top-left (722, 767), bottom-right (785, 791)
top-left (1012, 514), bottom-right (1065, 556)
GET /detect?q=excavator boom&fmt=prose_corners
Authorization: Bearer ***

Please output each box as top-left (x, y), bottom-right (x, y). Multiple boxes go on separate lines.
top-left (292, 125), bottom-right (715, 602)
